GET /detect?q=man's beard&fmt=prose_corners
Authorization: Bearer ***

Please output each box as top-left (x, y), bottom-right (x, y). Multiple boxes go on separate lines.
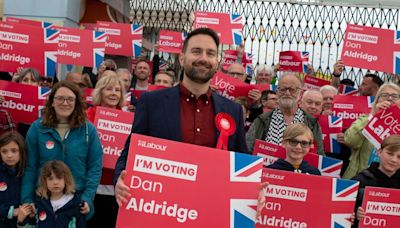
top-left (279, 97), bottom-right (297, 109)
top-left (184, 60), bottom-right (215, 84)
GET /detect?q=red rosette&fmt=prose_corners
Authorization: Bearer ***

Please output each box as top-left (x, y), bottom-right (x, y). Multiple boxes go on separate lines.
top-left (215, 112), bottom-right (236, 150)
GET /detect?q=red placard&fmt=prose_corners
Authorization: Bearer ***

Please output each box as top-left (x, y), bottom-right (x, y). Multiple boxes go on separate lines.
top-left (341, 24), bottom-right (400, 74)
top-left (257, 168), bottom-right (358, 227)
top-left (0, 21), bottom-right (58, 76)
top-left (303, 75), bottom-right (331, 91)
top-left (318, 115), bottom-right (343, 154)
top-left (221, 50), bottom-right (254, 74)
top-left (332, 95), bottom-right (375, 129)
top-left (0, 81), bottom-right (49, 124)
top-left (362, 105), bottom-right (400, 149)
top-left (193, 12), bottom-right (243, 45)
top-left (55, 26), bottom-right (106, 68)
top-left (83, 88), bottom-right (94, 105)
top-left (278, 51), bottom-right (309, 72)
top-left (359, 187), bottom-right (400, 227)
top-left (254, 140), bottom-right (343, 178)
top-left (158, 30), bottom-right (186, 54)
top-left (4, 17), bottom-right (54, 29)
top-left (130, 85), bottom-right (164, 100)
top-left (96, 21), bottom-right (143, 57)
top-left (211, 72), bottom-right (274, 100)
top-left (116, 134), bottom-right (263, 227)
top-left (93, 107), bottom-right (134, 169)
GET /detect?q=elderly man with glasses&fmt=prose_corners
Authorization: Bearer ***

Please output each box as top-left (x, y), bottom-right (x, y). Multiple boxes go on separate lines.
top-left (246, 73), bottom-right (325, 155)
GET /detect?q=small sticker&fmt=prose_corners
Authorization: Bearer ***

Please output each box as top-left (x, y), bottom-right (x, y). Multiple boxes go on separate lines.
top-left (46, 141), bottom-right (54, 150)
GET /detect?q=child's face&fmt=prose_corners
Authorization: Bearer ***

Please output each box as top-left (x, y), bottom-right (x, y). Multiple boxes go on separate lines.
top-left (0, 141), bottom-right (20, 168)
top-left (46, 173), bottom-right (65, 195)
top-left (378, 148), bottom-right (400, 175)
top-left (283, 134), bottom-right (313, 163)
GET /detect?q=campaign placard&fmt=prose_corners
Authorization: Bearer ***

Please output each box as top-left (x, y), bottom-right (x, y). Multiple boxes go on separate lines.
top-left (338, 84), bottom-right (358, 96)
top-left (359, 187), bottom-right (400, 227)
top-left (278, 51), bottom-right (309, 72)
top-left (93, 107), bottom-right (134, 169)
top-left (4, 17), bottom-right (54, 29)
top-left (96, 21), bottom-right (143, 57)
top-left (55, 26), bottom-right (106, 68)
top-left (116, 134), bottom-right (263, 227)
top-left (0, 80), bottom-right (48, 124)
top-left (257, 168), bottom-right (358, 227)
top-left (193, 11), bottom-right (243, 45)
top-left (254, 140), bottom-right (343, 178)
top-left (362, 105), bottom-right (400, 149)
top-left (303, 75), bottom-right (331, 91)
top-left (318, 115), bottom-right (343, 154)
top-left (158, 30), bottom-right (186, 54)
top-left (221, 50), bottom-right (254, 75)
top-left (0, 21), bottom-right (58, 76)
top-left (211, 71), bottom-right (274, 100)
top-left (341, 24), bottom-right (400, 74)
top-left (332, 95), bottom-right (375, 129)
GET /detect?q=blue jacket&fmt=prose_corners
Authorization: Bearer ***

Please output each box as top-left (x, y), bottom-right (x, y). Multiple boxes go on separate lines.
top-left (0, 163), bottom-right (21, 227)
top-left (267, 158), bottom-right (321, 175)
top-left (19, 193), bottom-right (86, 228)
top-left (21, 119), bottom-right (103, 218)
top-left (114, 85), bottom-right (249, 184)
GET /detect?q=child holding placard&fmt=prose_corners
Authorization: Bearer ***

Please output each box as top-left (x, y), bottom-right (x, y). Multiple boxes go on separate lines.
top-left (352, 135), bottom-right (400, 226)
top-left (267, 123), bottom-right (321, 175)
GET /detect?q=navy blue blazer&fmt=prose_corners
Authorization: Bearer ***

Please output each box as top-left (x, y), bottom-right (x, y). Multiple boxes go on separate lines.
top-left (113, 86), bottom-right (249, 184)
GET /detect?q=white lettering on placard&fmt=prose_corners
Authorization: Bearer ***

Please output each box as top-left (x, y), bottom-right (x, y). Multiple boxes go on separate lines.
top-left (363, 216), bottom-right (386, 226)
top-left (333, 103), bottom-right (354, 109)
top-left (97, 27), bottom-right (121, 35)
top-left (0, 31), bottom-right (29, 43)
top-left (0, 41), bottom-right (13, 50)
top-left (137, 140), bottom-right (167, 151)
top-left (105, 41), bottom-right (122, 50)
top-left (196, 17), bottom-right (219, 24)
top-left (214, 76), bottom-right (235, 100)
top-left (366, 201), bottom-right (400, 216)
top-left (0, 90), bottom-right (21, 99)
top-left (159, 35), bottom-right (173, 40)
top-left (257, 215), bottom-right (308, 227)
top-left (160, 40), bottom-right (181, 48)
top-left (0, 100), bottom-right (35, 112)
top-left (342, 50), bottom-right (378, 62)
top-left (0, 53), bottom-right (30, 65)
top-left (59, 34), bottom-right (80, 42)
top-left (347, 32), bottom-right (378, 44)
top-left (133, 155), bottom-right (197, 181)
top-left (279, 60), bottom-right (300, 66)
top-left (130, 175), bottom-right (163, 193)
top-left (97, 119), bottom-right (131, 134)
top-left (57, 49), bottom-right (81, 59)
top-left (366, 109), bottom-right (400, 138)
top-left (125, 197), bottom-right (198, 223)
top-left (265, 184), bottom-right (308, 202)
top-left (333, 110), bottom-right (361, 120)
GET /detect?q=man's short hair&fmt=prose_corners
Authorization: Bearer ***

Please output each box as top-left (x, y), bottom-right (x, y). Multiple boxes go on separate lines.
top-left (155, 71), bottom-right (175, 84)
top-left (256, 65), bottom-right (274, 76)
top-left (182, 28), bottom-right (220, 53)
top-left (135, 58), bottom-right (149, 68)
top-left (320, 85), bottom-right (338, 94)
top-left (340, 78), bottom-right (355, 87)
top-left (261, 90), bottom-right (276, 101)
top-left (116, 68), bottom-right (133, 80)
top-left (365, 73), bottom-right (384, 87)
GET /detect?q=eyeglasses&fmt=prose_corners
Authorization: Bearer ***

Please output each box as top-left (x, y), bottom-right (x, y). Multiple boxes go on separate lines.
top-left (277, 87), bottom-right (302, 94)
top-left (54, 96), bottom-right (76, 104)
top-left (379, 93), bottom-right (400, 101)
top-left (286, 139), bottom-right (312, 148)
top-left (105, 67), bottom-right (116, 71)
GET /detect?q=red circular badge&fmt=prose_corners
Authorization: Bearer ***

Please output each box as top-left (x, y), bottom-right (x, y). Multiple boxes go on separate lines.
top-left (215, 113), bottom-right (236, 135)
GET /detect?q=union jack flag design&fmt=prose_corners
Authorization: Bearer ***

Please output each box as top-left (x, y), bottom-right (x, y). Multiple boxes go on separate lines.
top-left (230, 153), bottom-right (263, 182)
top-left (319, 156), bottom-right (343, 178)
top-left (395, 30), bottom-right (400, 44)
top-left (42, 22), bottom-right (54, 29)
top-left (367, 96), bottom-right (375, 108)
top-left (232, 28), bottom-right (243, 45)
top-left (331, 178), bottom-right (359, 227)
top-left (131, 24), bottom-right (143, 36)
top-left (159, 61), bottom-right (168, 71)
top-left (394, 52), bottom-right (400, 74)
top-left (338, 84), bottom-right (358, 96)
top-left (230, 199), bottom-right (257, 228)
top-left (132, 39), bottom-right (142, 58)
top-left (93, 31), bottom-right (107, 43)
top-left (93, 48), bottom-right (105, 69)
top-left (301, 51), bottom-right (309, 59)
top-left (230, 14), bottom-right (244, 25)
top-left (319, 115), bottom-right (342, 154)
top-left (38, 87), bottom-right (51, 100)
top-left (43, 28), bottom-right (59, 76)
